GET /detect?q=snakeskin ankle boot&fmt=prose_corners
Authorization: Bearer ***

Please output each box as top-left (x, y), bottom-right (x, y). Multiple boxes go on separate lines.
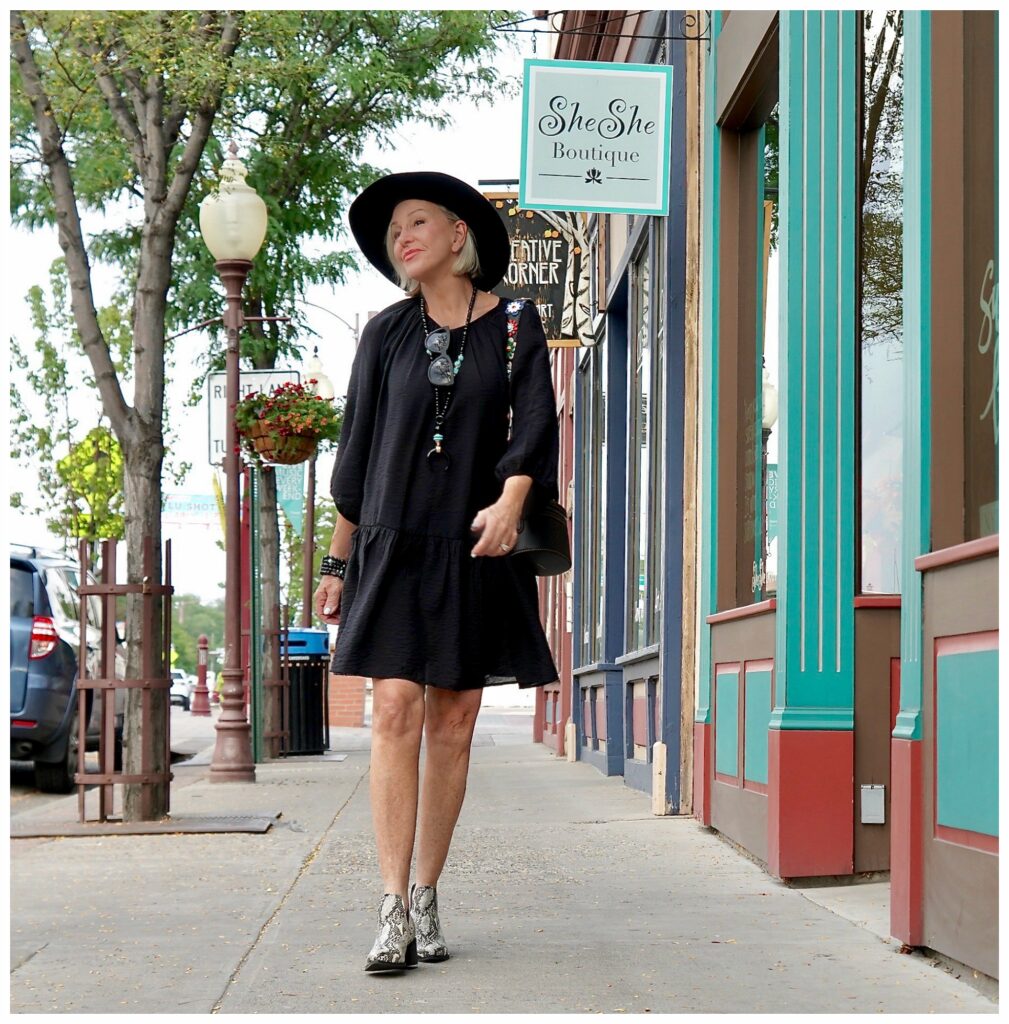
top-left (364, 893), bottom-right (418, 972)
top-left (409, 883), bottom-right (450, 963)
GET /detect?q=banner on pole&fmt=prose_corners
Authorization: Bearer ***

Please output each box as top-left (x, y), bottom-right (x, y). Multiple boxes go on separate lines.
top-left (275, 462), bottom-right (306, 537)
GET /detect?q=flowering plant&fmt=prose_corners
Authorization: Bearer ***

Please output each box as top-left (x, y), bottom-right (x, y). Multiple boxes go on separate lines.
top-left (234, 380), bottom-right (341, 465)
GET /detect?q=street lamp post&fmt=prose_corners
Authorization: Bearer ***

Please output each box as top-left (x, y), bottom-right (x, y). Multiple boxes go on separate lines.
top-left (302, 348), bottom-right (335, 627)
top-left (199, 143), bottom-right (268, 782)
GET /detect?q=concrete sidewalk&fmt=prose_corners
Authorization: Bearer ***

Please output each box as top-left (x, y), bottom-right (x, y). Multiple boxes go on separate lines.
top-left (10, 714), bottom-right (996, 1014)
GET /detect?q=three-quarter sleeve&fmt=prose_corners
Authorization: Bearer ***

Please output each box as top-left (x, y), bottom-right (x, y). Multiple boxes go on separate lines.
top-left (330, 318), bottom-right (382, 526)
top-left (494, 301), bottom-right (559, 505)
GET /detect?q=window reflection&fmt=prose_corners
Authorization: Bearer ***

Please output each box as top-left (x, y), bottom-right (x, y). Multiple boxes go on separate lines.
top-left (860, 10), bottom-right (904, 593)
top-left (649, 218), bottom-right (666, 640)
top-left (628, 248), bottom-right (651, 650)
top-left (625, 223), bottom-right (666, 651)
top-left (579, 344), bottom-right (607, 666)
top-left (756, 105), bottom-right (780, 597)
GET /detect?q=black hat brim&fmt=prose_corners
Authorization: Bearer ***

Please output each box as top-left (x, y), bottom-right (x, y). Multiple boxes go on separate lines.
top-left (348, 172), bottom-right (510, 292)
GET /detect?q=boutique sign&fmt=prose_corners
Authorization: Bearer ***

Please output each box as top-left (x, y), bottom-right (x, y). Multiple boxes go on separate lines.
top-left (520, 58), bottom-right (673, 217)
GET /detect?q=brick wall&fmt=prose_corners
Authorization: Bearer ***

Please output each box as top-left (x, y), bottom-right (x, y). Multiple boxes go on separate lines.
top-left (329, 674), bottom-right (367, 728)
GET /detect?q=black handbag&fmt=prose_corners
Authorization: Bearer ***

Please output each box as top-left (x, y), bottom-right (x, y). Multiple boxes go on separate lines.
top-left (513, 497), bottom-right (571, 576)
top-left (503, 298), bottom-right (571, 577)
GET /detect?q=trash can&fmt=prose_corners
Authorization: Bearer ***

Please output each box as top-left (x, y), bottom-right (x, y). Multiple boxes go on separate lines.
top-left (281, 628), bottom-right (330, 755)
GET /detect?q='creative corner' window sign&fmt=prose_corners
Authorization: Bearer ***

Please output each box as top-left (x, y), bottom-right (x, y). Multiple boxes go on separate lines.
top-left (520, 58), bottom-right (673, 217)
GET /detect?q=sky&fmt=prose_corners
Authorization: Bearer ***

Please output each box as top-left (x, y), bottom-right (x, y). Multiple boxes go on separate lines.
top-left (6, 19), bottom-right (541, 605)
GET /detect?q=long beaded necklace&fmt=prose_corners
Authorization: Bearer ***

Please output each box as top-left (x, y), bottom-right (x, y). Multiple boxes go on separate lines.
top-left (419, 285), bottom-right (477, 470)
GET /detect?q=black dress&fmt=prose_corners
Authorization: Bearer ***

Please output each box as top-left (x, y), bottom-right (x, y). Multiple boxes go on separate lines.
top-left (329, 294), bottom-right (560, 691)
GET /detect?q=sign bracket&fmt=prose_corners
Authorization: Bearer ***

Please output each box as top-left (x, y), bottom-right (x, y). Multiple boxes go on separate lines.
top-left (492, 11), bottom-right (710, 44)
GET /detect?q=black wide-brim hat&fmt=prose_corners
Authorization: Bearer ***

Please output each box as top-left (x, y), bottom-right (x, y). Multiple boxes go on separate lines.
top-left (348, 171), bottom-right (511, 291)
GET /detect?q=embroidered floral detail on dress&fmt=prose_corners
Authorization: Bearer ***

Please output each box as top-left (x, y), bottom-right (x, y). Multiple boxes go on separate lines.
top-left (504, 299), bottom-right (528, 382)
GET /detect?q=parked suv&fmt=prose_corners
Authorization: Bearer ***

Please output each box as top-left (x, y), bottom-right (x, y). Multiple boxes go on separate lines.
top-left (9, 546), bottom-right (125, 792)
top-left (170, 668), bottom-right (194, 711)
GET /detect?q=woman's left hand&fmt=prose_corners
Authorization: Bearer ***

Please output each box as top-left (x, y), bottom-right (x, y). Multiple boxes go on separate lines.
top-left (470, 498), bottom-right (522, 558)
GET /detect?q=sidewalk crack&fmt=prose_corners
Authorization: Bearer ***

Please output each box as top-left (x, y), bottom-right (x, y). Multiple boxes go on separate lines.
top-left (11, 942), bottom-right (48, 974)
top-left (210, 766), bottom-right (368, 1013)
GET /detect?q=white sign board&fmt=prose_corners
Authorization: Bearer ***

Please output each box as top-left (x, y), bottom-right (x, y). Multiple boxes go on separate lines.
top-left (207, 369), bottom-right (300, 465)
top-left (520, 58), bottom-right (673, 216)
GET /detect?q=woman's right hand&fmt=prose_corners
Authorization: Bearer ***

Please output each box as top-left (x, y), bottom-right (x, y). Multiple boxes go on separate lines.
top-left (314, 576), bottom-right (344, 625)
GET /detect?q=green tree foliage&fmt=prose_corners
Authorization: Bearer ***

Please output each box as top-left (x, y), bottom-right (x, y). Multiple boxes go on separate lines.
top-left (9, 265), bottom-right (127, 558)
top-left (12, 9), bottom-right (513, 814)
top-left (54, 427), bottom-right (126, 555)
top-left (861, 10), bottom-right (904, 354)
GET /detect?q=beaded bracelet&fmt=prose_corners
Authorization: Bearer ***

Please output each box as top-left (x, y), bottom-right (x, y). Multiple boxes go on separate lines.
top-left (320, 555), bottom-right (347, 580)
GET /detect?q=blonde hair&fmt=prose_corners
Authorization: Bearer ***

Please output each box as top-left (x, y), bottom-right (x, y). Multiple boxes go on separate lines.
top-left (385, 204), bottom-right (482, 295)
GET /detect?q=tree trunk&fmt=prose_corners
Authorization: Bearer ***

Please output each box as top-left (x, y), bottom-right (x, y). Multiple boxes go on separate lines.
top-left (121, 426), bottom-right (169, 820)
top-left (258, 467), bottom-right (283, 757)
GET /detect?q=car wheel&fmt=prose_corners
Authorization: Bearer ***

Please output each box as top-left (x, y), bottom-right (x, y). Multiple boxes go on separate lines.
top-left (35, 702), bottom-right (80, 794)
top-left (113, 730), bottom-right (124, 772)
top-left (182, 696), bottom-right (191, 712)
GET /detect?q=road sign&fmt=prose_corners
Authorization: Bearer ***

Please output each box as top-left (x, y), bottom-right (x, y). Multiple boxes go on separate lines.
top-left (207, 369), bottom-right (300, 465)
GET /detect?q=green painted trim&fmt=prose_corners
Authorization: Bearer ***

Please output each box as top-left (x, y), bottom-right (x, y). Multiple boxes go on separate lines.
top-left (894, 12), bottom-right (932, 743)
top-left (837, 12), bottom-right (858, 700)
top-left (769, 706), bottom-right (855, 731)
top-left (774, 11), bottom-right (804, 713)
top-left (744, 669), bottom-right (772, 784)
top-left (935, 649), bottom-right (999, 836)
top-left (799, 11), bottom-right (823, 687)
top-left (715, 669), bottom-right (739, 776)
top-left (774, 12), bottom-right (857, 722)
top-left (696, 12), bottom-right (723, 726)
top-left (820, 14), bottom-right (841, 673)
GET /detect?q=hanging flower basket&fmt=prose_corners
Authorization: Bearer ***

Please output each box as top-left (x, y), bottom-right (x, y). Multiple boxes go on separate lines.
top-left (234, 380), bottom-right (342, 467)
top-left (243, 419), bottom-right (319, 465)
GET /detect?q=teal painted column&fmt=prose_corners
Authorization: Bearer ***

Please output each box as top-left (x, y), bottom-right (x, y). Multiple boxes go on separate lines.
top-left (771, 10), bottom-right (857, 731)
top-left (695, 13), bottom-right (722, 729)
top-left (891, 13), bottom-right (931, 938)
top-left (894, 12), bottom-right (932, 743)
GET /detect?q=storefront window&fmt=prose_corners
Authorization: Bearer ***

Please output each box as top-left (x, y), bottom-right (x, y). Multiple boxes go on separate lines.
top-left (859, 10), bottom-right (904, 593)
top-left (579, 344), bottom-right (606, 665)
top-left (649, 218), bottom-right (666, 640)
top-left (627, 227), bottom-right (665, 650)
top-left (754, 106), bottom-right (780, 598)
top-left (962, 13), bottom-right (998, 539)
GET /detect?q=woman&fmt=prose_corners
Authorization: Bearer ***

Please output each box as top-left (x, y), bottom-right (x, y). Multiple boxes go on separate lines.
top-left (313, 172), bottom-right (559, 972)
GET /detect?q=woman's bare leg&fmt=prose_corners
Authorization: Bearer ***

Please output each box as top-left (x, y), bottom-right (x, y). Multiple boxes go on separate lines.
top-left (370, 678), bottom-right (427, 898)
top-left (415, 686), bottom-right (483, 888)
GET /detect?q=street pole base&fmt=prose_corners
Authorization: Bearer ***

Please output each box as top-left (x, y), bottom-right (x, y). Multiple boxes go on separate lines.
top-left (209, 764), bottom-right (256, 783)
top-left (191, 686), bottom-right (213, 716)
top-left (209, 719), bottom-right (256, 782)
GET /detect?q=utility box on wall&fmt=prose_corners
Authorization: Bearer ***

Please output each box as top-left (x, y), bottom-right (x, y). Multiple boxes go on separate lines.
top-left (860, 784), bottom-right (885, 825)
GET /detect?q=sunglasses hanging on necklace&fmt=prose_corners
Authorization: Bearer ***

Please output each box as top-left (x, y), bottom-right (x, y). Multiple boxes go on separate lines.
top-left (419, 284), bottom-right (477, 470)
